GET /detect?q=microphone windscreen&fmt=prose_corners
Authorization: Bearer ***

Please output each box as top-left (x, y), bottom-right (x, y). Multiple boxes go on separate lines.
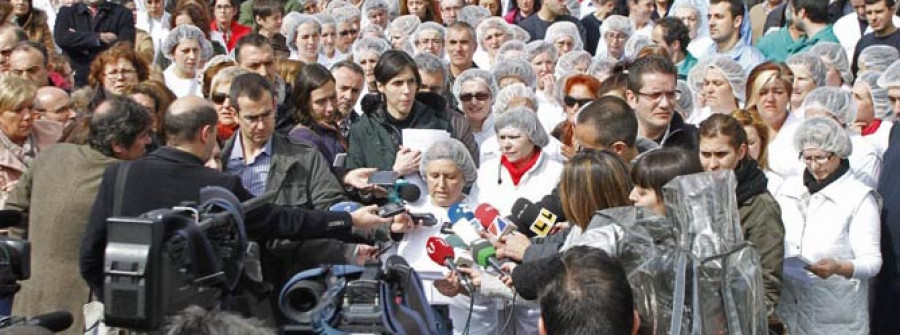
top-left (397, 183), bottom-right (421, 202)
top-left (425, 237), bottom-right (454, 266)
top-left (447, 203), bottom-right (474, 224)
top-left (509, 199), bottom-right (541, 237)
top-left (27, 311), bottom-right (73, 332)
top-left (445, 234), bottom-right (468, 248)
top-left (451, 218), bottom-right (482, 245)
top-left (328, 201), bottom-right (363, 213)
top-left (470, 240), bottom-right (497, 268)
top-left (474, 204), bottom-right (499, 230)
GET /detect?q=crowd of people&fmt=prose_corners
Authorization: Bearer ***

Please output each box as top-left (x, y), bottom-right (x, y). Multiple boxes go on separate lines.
top-left (0, 0), bottom-right (900, 333)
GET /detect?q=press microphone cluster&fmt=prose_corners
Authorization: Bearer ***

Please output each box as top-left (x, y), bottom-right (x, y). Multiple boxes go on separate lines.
top-left (426, 236), bottom-right (473, 290)
top-left (447, 204), bottom-right (507, 275)
top-left (508, 198), bottom-right (561, 238)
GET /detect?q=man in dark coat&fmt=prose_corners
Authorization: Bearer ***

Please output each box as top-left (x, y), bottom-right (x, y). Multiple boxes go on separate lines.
top-left (53, 0), bottom-right (135, 87)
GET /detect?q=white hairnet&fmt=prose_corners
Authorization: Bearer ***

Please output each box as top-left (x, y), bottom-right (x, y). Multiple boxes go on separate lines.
top-left (284, 14), bottom-right (321, 52)
top-left (801, 86), bottom-right (857, 127)
top-left (325, 0), bottom-right (351, 11)
top-left (544, 21), bottom-right (583, 51)
top-left (600, 15), bottom-right (634, 36)
top-left (452, 68), bottom-right (499, 103)
top-left (331, 5), bottom-right (361, 24)
top-left (362, 0), bottom-right (390, 18)
top-left (494, 106), bottom-right (550, 148)
top-left (351, 37), bottom-right (391, 60)
top-left (794, 117), bottom-right (853, 158)
top-left (809, 42), bottom-right (853, 85)
top-left (525, 40), bottom-right (557, 63)
top-left (497, 40), bottom-right (527, 61)
top-left (314, 13), bottom-right (336, 27)
top-left (706, 55), bottom-right (746, 104)
top-left (786, 53), bottom-right (827, 87)
top-left (458, 5), bottom-right (491, 28)
top-left (676, 79), bottom-right (693, 117)
top-left (623, 35), bottom-right (654, 63)
top-left (555, 50), bottom-right (591, 78)
top-left (388, 15), bottom-right (420, 36)
top-left (413, 22), bottom-right (445, 40)
top-left (876, 60), bottom-right (900, 88)
top-left (281, 12), bottom-right (304, 36)
top-left (857, 71), bottom-right (892, 119)
top-left (671, 0), bottom-right (710, 38)
top-left (493, 83), bottom-right (538, 114)
top-left (420, 138), bottom-right (478, 186)
top-left (859, 45), bottom-right (899, 73)
top-left (588, 58), bottom-right (617, 79)
top-left (492, 58), bottom-right (536, 89)
top-left (510, 24), bottom-right (531, 43)
top-left (162, 25), bottom-right (213, 60)
top-left (360, 23), bottom-right (385, 39)
top-left (476, 17), bottom-right (512, 50)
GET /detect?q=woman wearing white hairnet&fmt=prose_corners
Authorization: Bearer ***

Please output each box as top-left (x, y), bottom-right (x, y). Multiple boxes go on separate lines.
top-left (858, 45), bottom-right (899, 74)
top-left (786, 53), bottom-right (827, 111)
top-left (411, 22), bottom-right (446, 58)
top-left (492, 58), bottom-right (536, 89)
top-left (285, 14), bottom-right (322, 64)
top-left (853, 72), bottom-right (894, 156)
top-left (362, 0), bottom-right (391, 29)
top-left (555, 50), bottom-right (591, 79)
top-left (775, 117), bottom-right (881, 335)
top-left (689, 56), bottom-right (745, 124)
top-left (671, 1), bottom-right (714, 59)
top-left (453, 69), bottom-right (498, 148)
top-left (594, 15), bottom-right (633, 61)
top-left (544, 21), bottom-right (583, 57)
top-left (315, 13), bottom-right (343, 68)
top-left (387, 15), bottom-right (420, 53)
top-left (801, 87), bottom-right (882, 189)
top-left (810, 42), bottom-right (853, 89)
top-left (525, 41), bottom-right (567, 133)
top-left (496, 40), bottom-right (527, 62)
top-left (162, 25), bottom-right (213, 98)
top-left (474, 17), bottom-right (513, 70)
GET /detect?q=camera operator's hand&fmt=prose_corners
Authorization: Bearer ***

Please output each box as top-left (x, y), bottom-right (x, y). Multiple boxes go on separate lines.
top-left (343, 167), bottom-right (377, 190)
top-left (434, 273), bottom-right (462, 297)
top-left (355, 244), bottom-right (379, 265)
top-left (350, 205), bottom-right (392, 229)
top-left (500, 262), bottom-right (517, 288)
top-left (390, 212), bottom-right (415, 233)
top-left (456, 267), bottom-right (482, 293)
top-left (496, 232), bottom-right (531, 262)
top-left (392, 147), bottom-right (421, 176)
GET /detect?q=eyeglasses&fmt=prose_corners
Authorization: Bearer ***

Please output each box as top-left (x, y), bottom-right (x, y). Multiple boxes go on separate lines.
top-left (339, 29), bottom-right (358, 36)
top-left (105, 68), bottom-right (137, 79)
top-left (564, 96), bottom-right (593, 108)
top-left (604, 32), bottom-right (628, 41)
top-left (459, 92), bottom-right (490, 102)
top-left (637, 90), bottom-right (679, 102)
top-left (210, 92), bottom-right (229, 105)
top-left (799, 152), bottom-right (834, 165)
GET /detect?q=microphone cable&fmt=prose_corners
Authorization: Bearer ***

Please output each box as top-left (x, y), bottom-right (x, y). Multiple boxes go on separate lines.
top-left (498, 292), bottom-right (517, 335)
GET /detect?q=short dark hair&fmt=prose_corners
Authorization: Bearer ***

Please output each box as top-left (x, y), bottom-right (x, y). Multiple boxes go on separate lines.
top-left (234, 33), bottom-right (273, 64)
top-left (89, 96), bottom-right (153, 157)
top-left (374, 50), bottom-right (421, 86)
top-left (164, 102), bottom-right (217, 145)
top-left (330, 60), bottom-right (365, 76)
top-left (631, 147), bottom-right (703, 198)
top-left (11, 40), bottom-right (47, 66)
top-left (446, 22), bottom-right (476, 41)
top-left (655, 17), bottom-right (690, 54)
top-left (791, 0), bottom-right (829, 23)
top-left (698, 113), bottom-right (747, 149)
top-left (865, 0), bottom-right (895, 7)
top-left (539, 246), bottom-right (635, 335)
top-left (626, 55), bottom-right (677, 93)
top-left (577, 96), bottom-right (638, 148)
top-left (709, 0), bottom-right (745, 21)
top-left (292, 63), bottom-right (335, 126)
top-left (229, 72), bottom-right (274, 114)
top-left (252, 0), bottom-right (283, 19)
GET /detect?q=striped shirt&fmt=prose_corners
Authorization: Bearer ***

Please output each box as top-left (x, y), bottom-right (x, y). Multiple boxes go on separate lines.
top-left (226, 134), bottom-right (273, 197)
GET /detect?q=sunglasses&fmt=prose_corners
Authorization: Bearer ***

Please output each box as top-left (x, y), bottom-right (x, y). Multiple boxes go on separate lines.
top-left (564, 96), bottom-right (593, 108)
top-left (211, 93), bottom-right (228, 105)
top-left (459, 92), bottom-right (490, 102)
top-left (339, 29), bottom-right (359, 36)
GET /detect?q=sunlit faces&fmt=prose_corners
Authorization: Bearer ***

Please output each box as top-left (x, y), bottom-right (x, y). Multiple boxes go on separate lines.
top-left (0, 99), bottom-right (36, 144)
top-left (256, 11), bottom-right (283, 36)
top-left (755, 77), bottom-right (790, 129)
top-left (703, 68), bottom-right (738, 113)
top-left (235, 92), bottom-right (276, 147)
top-left (790, 66), bottom-right (817, 109)
top-left (673, 7), bottom-right (700, 39)
top-left (628, 72), bottom-right (677, 134)
top-left (172, 39), bottom-right (201, 77)
top-left (213, 0), bottom-right (236, 27)
top-left (101, 58), bottom-right (139, 95)
top-left (497, 127), bottom-right (535, 163)
top-left (529, 51), bottom-right (554, 78)
top-left (321, 24), bottom-right (337, 55)
top-left (459, 80), bottom-right (492, 124)
top-left (441, 0), bottom-right (463, 24)
top-left (630, 0), bottom-right (654, 26)
top-left (333, 67), bottom-right (364, 117)
top-left (10, 0), bottom-right (28, 16)
top-left (852, 81), bottom-right (875, 127)
top-left (295, 22), bottom-right (321, 62)
top-left (415, 30), bottom-right (444, 57)
top-left (564, 83), bottom-right (596, 124)
top-left (865, 0), bottom-right (893, 34)
top-left (446, 27), bottom-right (476, 67)
top-left (479, 0), bottom-right (500, 16)
top-left (237, 45), bottom-right (276, 85)
top-left (553, 36), bottom-right (576, 56)
top-left (146, 0), bottom-right (164, 18)
top-left (210, 80), bottom-right (237, 126)
top-left (652, 25), bottom-right (676, 58)
top-left (483, 27), bottom-right (507, 56)
top-left (376, 67), bottom-right (418, 118)
top-left (9, 48), bottom-right (48, 87)
top-left (336, 22), bottom-right (359, 53)
top-left (800, 148), bottom-right (841, 181)
top-left (407, 0), bottom-right (428, 19)
top-left (708, 1), bottom-right (740, 44)
top-left (0, 31), bottom-right (19, 73)
top-left (604, 31), bottom-right (628, 59)
top-left (744, 126), bottom-right (762, 161)
top-left (35, 90), bottom-right (74, 124)
top-left (699, 135), bottom-right (746, 172)
top-left (629, 186), bottom-right (665, 215)
top-left (367, 8), bottom-right (388, 28)
top-left (308, 80), bottom-right (338, 125)
top-left (356, 50), bottom-right (380, 85)
top-left (425, 159), bottom-right (466, 207)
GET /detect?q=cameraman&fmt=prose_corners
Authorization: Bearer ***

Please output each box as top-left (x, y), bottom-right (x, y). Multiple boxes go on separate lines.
top-left (79, 96), bottom-right (408, 297)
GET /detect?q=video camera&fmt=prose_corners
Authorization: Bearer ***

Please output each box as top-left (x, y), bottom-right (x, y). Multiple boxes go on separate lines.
top-left (0, 210), bottom-right (30, 299)
top-left (102, 187), bottom-right (271, 331)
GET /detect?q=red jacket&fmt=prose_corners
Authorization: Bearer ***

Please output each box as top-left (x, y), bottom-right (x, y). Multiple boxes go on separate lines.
top-left (210, 20), bottom-right (251, 52)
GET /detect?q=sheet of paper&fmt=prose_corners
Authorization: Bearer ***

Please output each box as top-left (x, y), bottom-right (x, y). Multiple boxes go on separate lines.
top-left (401, 129), bottom-right (451, 153)
top-left (783, 256), bottom-right (816, 286)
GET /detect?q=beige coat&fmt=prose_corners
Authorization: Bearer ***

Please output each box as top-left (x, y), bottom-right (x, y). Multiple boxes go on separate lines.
top-left (6, 144), bottom-right (119, 334)
top-left (0, 120), bottom-right (62, 207)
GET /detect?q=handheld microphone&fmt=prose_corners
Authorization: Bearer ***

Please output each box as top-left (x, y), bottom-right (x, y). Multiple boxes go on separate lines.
top-left (328, 201), bottom-right (363, 213)
top-left (474, 203), bottom-right (516, 237)
top-left (387, 180), bottom-right (422, 204)
top-left (426, 237), bottom-right (473, 290)
top-left (447, 203), bottom-right (475, 223)
top-left (509, 198), bottom-right (559, 238)
top-left (470, 240), bottom-right (506, 274)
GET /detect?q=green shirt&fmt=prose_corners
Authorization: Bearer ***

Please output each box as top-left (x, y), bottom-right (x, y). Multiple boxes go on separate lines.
top-left (757, 27), bottom-right (798, 63)
top-left (677, 52), bottom-right (698, 80)
top-left (239, 0), bottom-right (303, 27)
top-left (787, 24), bottom-right (840, 56)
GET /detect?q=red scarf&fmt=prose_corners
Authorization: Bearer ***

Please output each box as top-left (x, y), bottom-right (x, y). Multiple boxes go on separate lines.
top-left (217, 123), bottom-right (239, 142)
top-left (862, 119), bottom-right (883, 136)
top-left (500, 149), bottom-right (541, 186)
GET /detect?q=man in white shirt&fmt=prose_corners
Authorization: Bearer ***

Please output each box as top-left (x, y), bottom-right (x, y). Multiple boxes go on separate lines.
top-left (708, 0), bottom-right (765, 73)
top-left (134, 0), bottom-right (170, 64)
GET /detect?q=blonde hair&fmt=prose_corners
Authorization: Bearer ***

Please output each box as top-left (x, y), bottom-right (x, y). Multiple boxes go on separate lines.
top-left (0, 76), bottom-right (37, 111)
top-left (277, 59), bottom-right (305, 87)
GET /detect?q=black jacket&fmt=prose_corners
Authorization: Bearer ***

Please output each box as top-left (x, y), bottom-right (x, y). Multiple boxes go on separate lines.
top-left (657, 111), bottom-right (698, 152)
top-left (79, 147), bottom-right (354, 294)
top-left (54, 1), bottom-right (135, 87)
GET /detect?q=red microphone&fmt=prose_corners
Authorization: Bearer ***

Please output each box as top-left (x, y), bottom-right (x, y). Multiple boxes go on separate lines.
top-left (426, 237), bottom-right (473, 289)
top-left (474, 203), bottom-right (500, 232)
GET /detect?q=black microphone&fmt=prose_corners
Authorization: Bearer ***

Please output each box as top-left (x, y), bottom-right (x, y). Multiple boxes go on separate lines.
top-left (396, 183), bottom-right (421, 202)
top-left (509, 198), bottom-right (560, 238)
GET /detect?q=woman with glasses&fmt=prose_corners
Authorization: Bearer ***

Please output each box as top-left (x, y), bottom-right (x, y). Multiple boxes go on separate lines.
top-left (474, 18), bottom-right (513, 71)
top-left (544, 22), bottom-right (583, 58)
top-left (210, 0), bottom-right (250, 52)
top-left (594, 15), bottom-right (632, 62)
top-left (208, 66), bottom-right (251, 142)
top-left (0, 76), bottom-right (61, 206)
top-left (775, 117), bottom-right (881, 335)
top-left (553, 74), bottom-right (600, 159)
top-left (161, 25), bottom-right (213, 98)
top-left (284, 14), bottom-right (322, 64)
top-left (87, 43), bottom-right (150, 96)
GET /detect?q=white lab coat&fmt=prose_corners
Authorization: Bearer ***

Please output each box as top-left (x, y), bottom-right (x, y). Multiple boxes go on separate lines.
top-left (766, 113), bottom-right (804, 195)
top-left (472, 151), bottom-right (564, 216)
top-left (862, 120), bottom-right (893, 157)
top-left (848, 134), bottom-right (882, 189)
top-left (775, 172), bottom-right (882, 335)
